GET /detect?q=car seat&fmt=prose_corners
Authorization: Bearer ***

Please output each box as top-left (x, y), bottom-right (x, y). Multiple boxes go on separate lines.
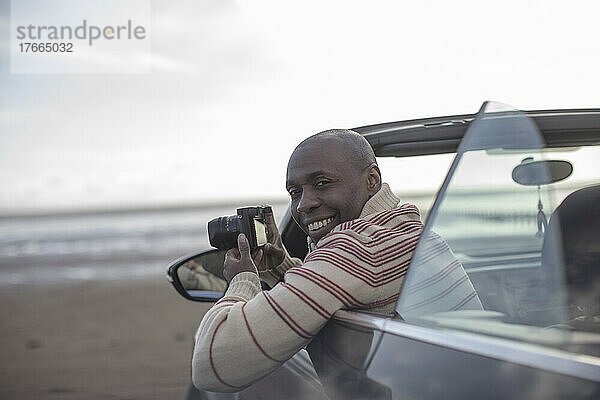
top-left (541, 184), bottom-right (600, 329)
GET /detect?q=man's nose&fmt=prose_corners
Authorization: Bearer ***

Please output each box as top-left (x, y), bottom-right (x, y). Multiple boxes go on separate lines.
top-left (297, 188), bottom-right (319, 213)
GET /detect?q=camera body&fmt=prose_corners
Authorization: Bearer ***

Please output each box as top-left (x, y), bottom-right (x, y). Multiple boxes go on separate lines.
top-left (208, 206), bottom-right (271, 251)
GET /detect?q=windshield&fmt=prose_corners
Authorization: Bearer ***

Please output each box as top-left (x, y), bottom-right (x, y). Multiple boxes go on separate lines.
top-left (396, 102), bottom-right (600, 357)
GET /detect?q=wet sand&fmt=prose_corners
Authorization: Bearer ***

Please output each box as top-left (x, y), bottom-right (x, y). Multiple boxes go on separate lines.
top-left (0, 276), bottom-right (212, 400)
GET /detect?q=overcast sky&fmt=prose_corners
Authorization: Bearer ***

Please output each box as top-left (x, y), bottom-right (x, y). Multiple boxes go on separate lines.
top-left (1, 0), bottom-right (599, 213)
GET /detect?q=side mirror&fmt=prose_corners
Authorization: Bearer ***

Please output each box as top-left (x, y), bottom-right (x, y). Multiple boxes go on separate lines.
top-left (166, 249), bottom-right (227, 302)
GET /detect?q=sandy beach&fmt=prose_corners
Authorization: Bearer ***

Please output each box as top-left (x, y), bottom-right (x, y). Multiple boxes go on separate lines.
top-left (0, 276), bottom-right (212, 400)
top-left (0, 203), bottom-right (293, 400)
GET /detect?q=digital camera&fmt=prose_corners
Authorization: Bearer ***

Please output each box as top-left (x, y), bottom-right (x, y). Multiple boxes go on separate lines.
top-left (207, 206), bottom-right (271, 251)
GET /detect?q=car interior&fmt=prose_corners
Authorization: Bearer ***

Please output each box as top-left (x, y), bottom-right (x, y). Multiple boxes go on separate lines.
top-left (542, 184), bottom-right (600, 331)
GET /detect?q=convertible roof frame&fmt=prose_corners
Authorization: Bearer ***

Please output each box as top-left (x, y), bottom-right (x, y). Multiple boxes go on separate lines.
top-left (354, 109), bottom-right (600, 157)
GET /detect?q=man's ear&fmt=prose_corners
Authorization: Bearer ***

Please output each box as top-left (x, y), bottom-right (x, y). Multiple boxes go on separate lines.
top-left (366, 164), bottom-right (382, 195)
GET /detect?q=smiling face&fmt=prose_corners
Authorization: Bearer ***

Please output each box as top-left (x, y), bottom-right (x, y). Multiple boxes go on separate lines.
top-left (286, 134), bottom-right (381, 243)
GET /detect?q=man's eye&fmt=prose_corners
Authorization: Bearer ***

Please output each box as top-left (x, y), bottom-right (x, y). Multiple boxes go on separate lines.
top-left (288, 189), bottom-right (301, 198)
top-left (315, 180), bottom-right (329, 188)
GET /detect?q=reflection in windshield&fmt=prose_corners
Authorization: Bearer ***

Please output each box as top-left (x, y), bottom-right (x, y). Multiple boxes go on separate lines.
top-left (397, 102), bottom-right (600, 356)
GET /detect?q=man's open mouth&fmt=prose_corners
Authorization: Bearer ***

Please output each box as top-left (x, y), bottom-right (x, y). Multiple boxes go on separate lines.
top-left (307, 217), bottom-right (334, 232)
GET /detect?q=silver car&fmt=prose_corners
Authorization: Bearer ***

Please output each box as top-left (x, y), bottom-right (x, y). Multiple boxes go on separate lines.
top-left (167, 102), bottom-right (600, 399)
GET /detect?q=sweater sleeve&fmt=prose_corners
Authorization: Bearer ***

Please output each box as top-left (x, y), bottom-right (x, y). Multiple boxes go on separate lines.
top-left (192, 253), bottom-right (373, 392)
top-left (258, 248), bottom-right (303, 288)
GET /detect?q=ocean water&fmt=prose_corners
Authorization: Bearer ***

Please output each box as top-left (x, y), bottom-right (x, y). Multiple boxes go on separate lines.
top-left (0, 187), bottom-right (574, 286)
top-left (0, 202), bottom-right (289, 286)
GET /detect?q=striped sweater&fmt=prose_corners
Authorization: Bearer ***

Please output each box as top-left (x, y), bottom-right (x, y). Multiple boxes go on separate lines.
top-left (192, 184), bottom-right (479, 392)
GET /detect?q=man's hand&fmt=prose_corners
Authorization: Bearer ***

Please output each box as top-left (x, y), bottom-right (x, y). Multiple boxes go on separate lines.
top-left (255, 209), bottom-right (286, 271)
top-left (223, 234), bottom-right (263, 283)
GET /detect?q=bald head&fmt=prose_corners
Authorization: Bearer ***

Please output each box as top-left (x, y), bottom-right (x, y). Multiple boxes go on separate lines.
top-left (293, 129), bottom-right (377, 173)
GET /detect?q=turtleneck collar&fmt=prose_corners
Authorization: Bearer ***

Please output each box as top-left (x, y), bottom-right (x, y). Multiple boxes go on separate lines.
top-left (359, 183), bottom-right (400, 218)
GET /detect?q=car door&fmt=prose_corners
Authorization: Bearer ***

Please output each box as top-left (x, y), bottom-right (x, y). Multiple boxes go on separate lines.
top-left (351, 102), bottom-right (600, 399)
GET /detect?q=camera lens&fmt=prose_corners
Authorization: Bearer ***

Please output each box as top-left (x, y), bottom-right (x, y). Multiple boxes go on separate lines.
top-left (208, 215), bottom-right (241, 250)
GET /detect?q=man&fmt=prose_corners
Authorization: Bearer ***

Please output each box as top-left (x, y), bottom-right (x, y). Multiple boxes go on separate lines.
top-left (192, 129), bottom-right (481, 392)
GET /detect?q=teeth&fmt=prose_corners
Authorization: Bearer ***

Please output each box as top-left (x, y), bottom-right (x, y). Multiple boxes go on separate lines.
top-left (308, 217), bottom-right (333, 231)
